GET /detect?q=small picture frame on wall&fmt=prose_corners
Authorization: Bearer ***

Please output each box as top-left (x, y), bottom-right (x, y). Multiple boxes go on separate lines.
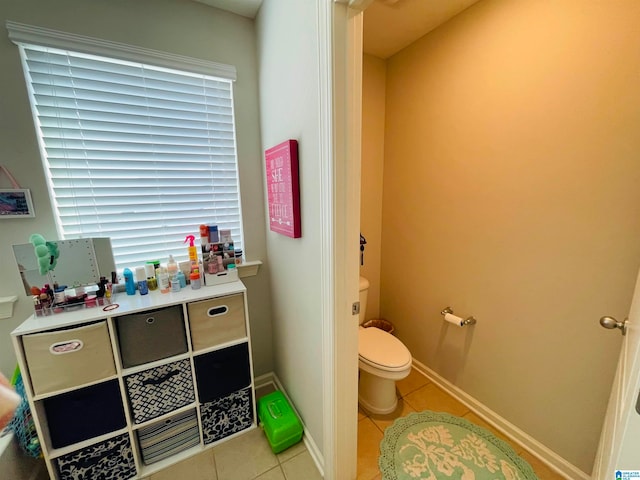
top-left (0, 189), bottom-right (35, 218)
top-left (265, 140), bottom-right (301, 238)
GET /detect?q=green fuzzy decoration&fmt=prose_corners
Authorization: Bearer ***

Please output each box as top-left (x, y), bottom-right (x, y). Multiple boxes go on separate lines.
top-left (38, 256), bottom-right (50, 274)
top-left (29, 234), bottom-right (46, 246)
top-left (29, 234), bottom-right (60, 274)
top-left (47, 242), bottom-right (59, 258)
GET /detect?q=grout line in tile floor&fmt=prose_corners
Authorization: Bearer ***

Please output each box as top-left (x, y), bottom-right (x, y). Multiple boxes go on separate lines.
top-left (148, 382), bottom-right (322, 480)
top-left (147, 372), bottom-right (567, 479)
top-left (357, 368), bottom-right (568, 480)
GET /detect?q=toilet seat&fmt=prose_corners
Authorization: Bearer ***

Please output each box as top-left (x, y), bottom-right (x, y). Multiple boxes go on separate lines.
top-left (358, 327), bottom-right (411, 372)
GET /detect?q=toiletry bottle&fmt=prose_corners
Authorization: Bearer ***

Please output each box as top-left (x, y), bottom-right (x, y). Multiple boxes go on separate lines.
top-left (208, 224), bottom-right (219, 243)
top-left (200, 225), bottom-right (210, 255)
top-left (184, 235), bottom-right (198, 264)
top-left (39, 292), bottom-right (51, 313)
top-left (171, 266), bottom-right (181, 292)
top-left (167, 254), bottom-right (178, 288)
top-left (157, 267), bottom-right (170, 293)
top-left (208, 252), bottom-right (217, 274)
top-left (43, 284), bottom-right (54, 304)
top-left (176, 270), bottom-right (186, 288)
top-left (167, 254), bottom-right (178, 276)
top-left (33, 295), bottom-right (43, 317)
top-left (190, 270), bottom-right (201, 289)
top-left (53, 286), bottom-right (66, 304)
top-left (105, 282), bottom-right (113, 302)
top-left (135, 266), bottom-right (149, 295)
top-left (144, 263), bottom-right (157, 290)
top-left (123, 268), bottom-right (136, 295)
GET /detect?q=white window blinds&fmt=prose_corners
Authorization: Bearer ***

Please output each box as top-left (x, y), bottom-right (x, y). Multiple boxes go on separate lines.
top-left (15, 42), bottom-right (243, 271)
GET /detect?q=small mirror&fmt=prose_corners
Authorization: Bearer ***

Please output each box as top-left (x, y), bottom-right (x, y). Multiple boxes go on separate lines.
top-left (13, 238), bottom-right (116, 295)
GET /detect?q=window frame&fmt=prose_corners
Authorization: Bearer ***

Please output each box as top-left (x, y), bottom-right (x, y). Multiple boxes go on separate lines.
top-left (7, 21), bottom-right (246, 272)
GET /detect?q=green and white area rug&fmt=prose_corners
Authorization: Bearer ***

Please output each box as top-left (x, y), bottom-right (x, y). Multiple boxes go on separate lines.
top-left (379, 411), bottom-right (539, 480)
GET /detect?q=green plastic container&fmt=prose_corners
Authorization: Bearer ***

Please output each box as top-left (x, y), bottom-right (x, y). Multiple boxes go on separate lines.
top-left (257, 391), bottom-right (303, 453)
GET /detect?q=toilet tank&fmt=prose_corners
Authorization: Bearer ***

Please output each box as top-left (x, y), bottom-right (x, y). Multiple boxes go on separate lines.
top-left (358, 276), bottom-right (370, 324)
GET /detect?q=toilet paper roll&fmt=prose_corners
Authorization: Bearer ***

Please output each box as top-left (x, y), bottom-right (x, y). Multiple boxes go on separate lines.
top-left (444, 313), bottom-right (464, 327)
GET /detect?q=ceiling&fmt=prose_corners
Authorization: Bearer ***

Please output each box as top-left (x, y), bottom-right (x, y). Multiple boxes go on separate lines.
top-left (362, 0), bottom-right (482, 59)
top-left (191, 0), bottom-right (482, 59)
top-left (192, 0), bottom-right (262, 18)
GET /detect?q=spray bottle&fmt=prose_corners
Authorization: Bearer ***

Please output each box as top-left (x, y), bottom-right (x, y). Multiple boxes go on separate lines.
top-left (184, 235), bottom-right (198, 265)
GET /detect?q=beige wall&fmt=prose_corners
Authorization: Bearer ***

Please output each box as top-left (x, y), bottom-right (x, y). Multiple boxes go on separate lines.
top-left (360, 54), bottom-right (386, 321)
top-left (366, 0), bottom-right (640, 473)
top-left (0, 0), bottom-right (273, 379)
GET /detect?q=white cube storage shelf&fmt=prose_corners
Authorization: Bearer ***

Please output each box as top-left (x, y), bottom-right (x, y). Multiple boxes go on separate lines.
top-left (11, 280), bottom-right (255, 480)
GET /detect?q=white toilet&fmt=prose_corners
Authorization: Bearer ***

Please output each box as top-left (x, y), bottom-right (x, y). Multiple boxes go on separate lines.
top-left (358, 276), bottom-right (412, 414)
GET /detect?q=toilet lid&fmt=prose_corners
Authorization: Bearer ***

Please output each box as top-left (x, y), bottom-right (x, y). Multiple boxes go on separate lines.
top-left (359, 327), bottom-right (411, 369)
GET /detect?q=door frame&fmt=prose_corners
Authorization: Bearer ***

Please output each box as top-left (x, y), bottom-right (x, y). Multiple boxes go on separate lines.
top-left (321, 1), bottom-right (364, 478)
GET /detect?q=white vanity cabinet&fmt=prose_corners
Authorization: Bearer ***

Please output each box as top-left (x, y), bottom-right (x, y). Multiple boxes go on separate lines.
top-left (11, 280), bottom-right (255, 480)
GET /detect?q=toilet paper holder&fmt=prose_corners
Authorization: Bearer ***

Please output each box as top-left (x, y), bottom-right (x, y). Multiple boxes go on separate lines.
top-left (440, 307), bottom-right (477, 326)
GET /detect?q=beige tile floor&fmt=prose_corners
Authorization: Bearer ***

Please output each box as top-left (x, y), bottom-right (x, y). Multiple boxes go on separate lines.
top-left (147, 371), bottom-right (567, 480)
top-left (148, 383), bottom-right (322, 480)
top-left (357, 368), bottom-right (567, 480)
top-left (148, 427), bottom-right (320, 480)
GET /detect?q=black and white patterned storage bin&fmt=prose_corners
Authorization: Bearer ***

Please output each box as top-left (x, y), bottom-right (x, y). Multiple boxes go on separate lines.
top-left (137, 409), bottom-right (200, 465)
top-left (201, 386), bottom-right (254, 445)
top-left (56, 433), bottom-right (136, 480)
top-left (125, 359), bottom-right (195, 424)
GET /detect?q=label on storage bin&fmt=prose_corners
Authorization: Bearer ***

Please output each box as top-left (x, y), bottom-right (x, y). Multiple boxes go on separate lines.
top-left (50, 340), bottom-right (83, 354)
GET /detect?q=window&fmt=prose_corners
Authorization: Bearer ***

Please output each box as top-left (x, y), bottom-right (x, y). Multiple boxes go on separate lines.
top-left (9, 23), bottom-right (243, 272)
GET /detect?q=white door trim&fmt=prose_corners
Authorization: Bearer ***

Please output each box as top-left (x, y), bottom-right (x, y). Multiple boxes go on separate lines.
top-left (318, 0), bottom-right (338, 477)
top-left (321, 1), bottom-right (364, 479)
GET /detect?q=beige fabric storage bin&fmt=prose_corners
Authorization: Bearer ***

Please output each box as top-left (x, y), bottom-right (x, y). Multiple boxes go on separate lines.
top-left (22, 321), bottom-right (116, 396)
top-left (188, 294), bottom-right (246, 351)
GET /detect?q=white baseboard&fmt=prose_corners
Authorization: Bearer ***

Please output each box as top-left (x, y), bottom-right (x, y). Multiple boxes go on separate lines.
top-left (254, 372), bottom-right (325, 477)
top-left (410, 358), bottom-right (590, 480)
top-left (253, 372), bottom-right (277, 391)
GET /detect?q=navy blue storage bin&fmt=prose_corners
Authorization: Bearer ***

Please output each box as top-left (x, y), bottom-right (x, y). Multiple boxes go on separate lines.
top-left (44, 379), bottom-right (126, 449)
top-left (193, 343), bottom-right (250, 403)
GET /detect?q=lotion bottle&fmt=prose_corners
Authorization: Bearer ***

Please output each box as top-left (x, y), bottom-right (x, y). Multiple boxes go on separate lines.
top-left (123, 268), bottom-right (136, 295)
top-left (167, 254), bottom-right (179, 288)
top-left (157, 267), bottom-right (170, 293)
